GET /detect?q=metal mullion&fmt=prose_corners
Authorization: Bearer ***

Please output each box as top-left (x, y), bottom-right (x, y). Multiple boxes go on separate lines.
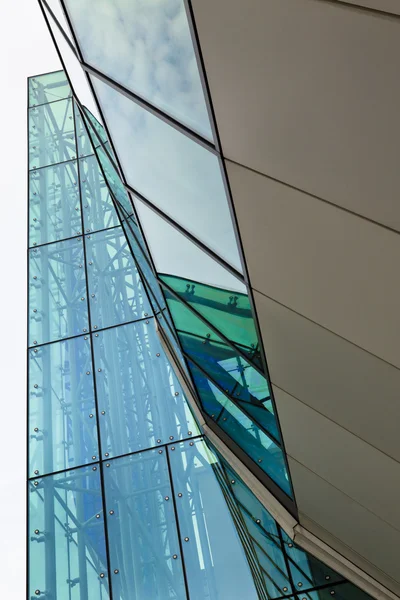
top-left (29, 224), bottom-right (120, 250)
top-left (30, 95), bottom-right (73, 110)
top-left (29, 156), bottom-right (78, 174)
top-left (41, 0), bottom-right (79, 57)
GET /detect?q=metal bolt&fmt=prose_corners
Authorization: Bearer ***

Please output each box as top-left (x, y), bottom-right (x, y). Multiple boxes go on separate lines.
top-left (101, 410), bottom-right (105, 415)
top-left (106, 463), bottom-right (110, 467)
top-left (231, 480), bottom-right (235, 484)
top-left (184, 537), bottom-right (189, 542)
top-left (157, 439), bottom-right (161, 443)
top-left (33, 341), bottom-right (37, 345)
top-left (34, 529), bottom-right (39, 535)
top-left (34, 384), bottom-right (38, 388)
top-left (188, 431), bottom-right (192, 436)
top-left (288, 543), bottom-right (293, 548)
top-left (164, 496), bottom-right (169, 501)
top-left (34, 470), bottom-right (39, 475)
top-left (34, 349), bottom-right (38, 353)
top-left (325, 576), bottom-right (331, 581)
top-left (178, 493), bottom-right (182, 498)
top-left (146, 320), bottom-right (149, 324)
top-left (33, 276), bottom-right (37, 280)
top-left (283, 588), bottom-right (288, 593)
top-left (156, 353), bottom-right (160, 357)
top-left (105, 452), bottom-right (109, 457)
top-left (169, 436), bottom-right (174, 440)
top-left (256, 519), bottom-right (261, 524)
top-left (258, 459), bottom-right (262, 463)
top-left (83, 328), bottom-right (87, 332)
top-left (81, 297), bottom-right (85, 301)
top-left (84, 336), bottom-right (88, 340)
top-left (91, 294), bottom-right (95, 298)
top-left (189, 442), bottom-right (194, 446)
top-left (172, 554), bottom-right (178, 560)
top-left (86, 371), bottom-right (90, 375)
top-left (109, 510), bottom-right (114, 515)
top-left (34, 427), bottom-right (39, 432)
top-left (98, 368), bottom-right (102, 372)
top-left (33, 309), bottom-right (37, 313)
top-left (35, 591), bottom-right (40, 596)
top-left (33, 481), bottom-right (39, 486)
top-left (89, 413), bottom-right (93, 418)
top-left (171, 447), bottom-right (175, 451)
top-left (95, 333), bottom-right (99, 337)
top-left (89, 261), bottom-right (93, 265)
top-left (99, 573), bottom-right (104, 578)
top-left (92, 456), bottom-right (96, 460)
top-left (94, 325), bottom-right (98, 329)
top-left (92, 467), bottom-right (97, 471)
top-left (158, 450), bottom-right (163, 454)
top-left (298, 583), bottom-right (303, 588)
top-left (114, 569), bottom-right (119, 574)
top-left (174, 392), bottom-right (179, 396)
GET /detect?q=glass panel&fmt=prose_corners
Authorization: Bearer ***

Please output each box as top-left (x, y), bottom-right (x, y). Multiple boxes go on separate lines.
top-left (29, 98), bottom-right (76, 170)
top-left (29, 160), bottom-right (81, 247)
top-left (168, 439), bottom-right (259, 600)
top-left (44, 4), bottom-right (101, 121)
top-left (85, 226), bottom-right (152, 330)
top-left (92, 319), bottom-right (198, 458)
top-left (94, 143), bottom-right (133, 217)
top-left (91, 77), bottom-right (241, 271)
top-left (29, 237), bottom-right (89, 346)
top-left (74, 102), bottom-right (95, 158)
top-left (29, 335), bottom-right (98, 477)
top-left (306, 584), bottom-right (374, 600)
top-left (64, 0), bottom-right (212, 139)
top-left (103, 449), bottom-right (187, 600)
top-left (29, 70), bottom-right (71, 106)
top-left (84, 107), bottom-right (108, 146)
top-left (79, 154), bottom-right (119, 233)
top-left (188, 361), bottom-right (291, 497)
top-left (164, 290), bottom-right (280, 443)
top-left (42, 0), bottom-right (77, 49)
top-left (29, 465), bottom-right (109, 599)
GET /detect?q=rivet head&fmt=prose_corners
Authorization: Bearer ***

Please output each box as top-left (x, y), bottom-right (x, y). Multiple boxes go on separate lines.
top-left (34, 470), bottom-right (39, 475)
top-left (330, 592), bottom-right (335, 596)
top-left (171, 447), bottom-right (175, 451)
top-left (33, 309), bottom-right (37, 313)
top-left (89, 413), bottom-right (93, 418)
top-left (172, 554), bottom-right (178, 560)
top-left (91, 294), bottom-right (95, 298)
top-left (84, 336), bottom-right (88, 340)
top-left (99, 573), bottom-right (105, 578)
top-left (83, 328), bottom-right (87, 332)
top-left (258, 459), bottom-right (262, 463)
top-left (34, 384), bottom-right (38, 388)
top-left (81, 297), bottom-right (85, 301)
top-left (283, 588), bottom-right (288, 592)
top-left (86, 371), bottom-right (90, 375)
top-left (98, 368), bottom-right (102, 372)
top-left (288, 543), bottom-right (293, 548)
top-left (95, 333), bottom-right (99, 337)
top-left (34, 427), bottom-right (39, 432)
top-left (157, 439), bottom-right (161, 443)
top-left (189, 442), bottom-right (194, 446)
top-left (35, 591), bottom-right (40, 596)
top-left (101, 410), bottom-right (105, 415)
top-left (158, 450), bottom-right (163, 454)
top-left (34, 349), bottom-right (38, 353)
top-left (164, 496), bottom-right (169, 501)
top-left (325, 576), bottom-right (331, 581)
top-left (33, 341), bottom-right (37, 345)
top-left (156, 353), bottom-right (160, 357)
top-left (106, 463), bottom-right (110, 467)
top-left (94, 325), bottom-right (98, 329)
top-left (34, 529), bottom-right (39, 535)
top-left (169, 436), bottom-right (174, 440)
top-left (92, 467), bottom-right (97, 471)
top-left (114, 569), bottom-right (119, 574)
top-left (109, 510), bottom-right (114, 515)
top-left (33, 481), bottom-right (39, 486)
top-left (256, 519), bottom-right (261, 524)
top-left (96, 514), bottom-right (100, 519)
top-left (92, 456), bottom-right (96, 460)
top-left (297, 582), bottom-right (303, 587)
top-left (231, 480), bottom-right (235, 484)
top-left (184, 537), bottom-right (189, 542)
top-left (105, 452), bottom-right (109, 457)
top-left (188, 431), bottom-right (192, 435)
top-left (178, 493), bottom-right (182, 497)
top-left (174, 392), bottom-right (179, 396)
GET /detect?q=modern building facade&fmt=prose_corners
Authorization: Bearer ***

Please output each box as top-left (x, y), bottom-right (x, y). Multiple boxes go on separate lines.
top-left (28, 1), bottom-right (400, 599)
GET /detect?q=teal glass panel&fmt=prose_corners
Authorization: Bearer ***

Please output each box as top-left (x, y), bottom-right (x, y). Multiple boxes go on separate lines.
top-left (75, 103), bottom-right (95, 158)
top-left (85, 226), bottom-right (152, 330)
top-left (103, 449), bottom-right (187, 600)
top-left (305, 584), bottom-right (374, 600)
top-left (91, 77), bottom-right (241, 271)
top-left (65, 0), bottom-right (212, 139)
top-left (29, 238), bottom-right (89, 346)
top-left (29, 160), bottom-right (81, 247)
top-left (188, 361), bottom-right (291, 496)
top-left (79, 155), bottom-right (119, 233)
top-left (29, 335), bottom-right (98, 478)
top-left (95, 144), bottom-right (133, 217)
top-left (29, 465), bottom-right (109, 599)
top-left (168, 439), bottom-right (259, 600)
top-left (29, 70), bottom-right (71, 106)
top-left (164, 290), bottom-right (279, 443)
top-left (29, 98), bottom-right (76, 170)
top-left (84, 107), bottom-right (108, 146)
top-left (92, 319), bottom-right (198, 458)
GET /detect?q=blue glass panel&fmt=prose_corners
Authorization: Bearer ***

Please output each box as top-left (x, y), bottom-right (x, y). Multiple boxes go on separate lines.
top-left (29, 70), bottom-right (71, 106)
top-left (91, 77), bottom-right (241, 271)
top-left (29, 238), bottom-right (89, 346)
top-left (29, 160), bottom-right (81, 247)
top-left (103, 449), bottom-right (187, 600)
top-left (29, 465), bottom-right (110, 599)
top-left (92, 319), bottom-right (198, 458)
top-left (75, 102), bottom-right (95, 158)
top-left (79, 155), bottom-right (119, 233)
top-left (168, 439), bottom-right (259, 600)
top-left (29, 336), bottom-right (98, 477)
top-left (188, 361), bottom-right (292, 497)
top-left (65, 0), bottom-right (212, 139)
top-left (29, 98), bottom-right (76, 170)
top-left (85, 226), bottom-right (152, 330)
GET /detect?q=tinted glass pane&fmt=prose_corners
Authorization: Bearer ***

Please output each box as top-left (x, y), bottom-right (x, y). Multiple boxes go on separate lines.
top-left (91, 77), bottom-right (241, 271)
top-left (29, 70), bottom-right (71, 106)
top-left (29, 238), bottom-right (89, 346)
top-left (309, 584), bottom-right (374, 600)
top-left (95, 144), bottom-right (133, 217)
top-left (188, 362), bottom-right (291, 496)
top-left (169, 439), bottom-right (259, 600)
top-left (80, 155), bottom-right (119, 233)
top-left (92, 319), bottom-right (198, 458)
top-left (86, 226), bottom-right (152, 330)
top-left (65, 0), bottom-right (212, 139)
top-left (75, 103), bottom-right (95, 158)
top-left (103, 450), bottom-right (187, 600)
top-left (29, 98), bottom-right (76, 170)
top-left (29, 160), bottom-right (81, 247)
top-left (29, 465), bottom-right (109, 600)
top-left (84, 107), bottom-right (108, 146)
top-left (29, 336), bottom-right (98, 477)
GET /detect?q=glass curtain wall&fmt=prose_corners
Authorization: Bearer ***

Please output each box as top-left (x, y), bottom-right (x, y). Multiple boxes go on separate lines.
top-left (28, 69), bottom-right (374, 600)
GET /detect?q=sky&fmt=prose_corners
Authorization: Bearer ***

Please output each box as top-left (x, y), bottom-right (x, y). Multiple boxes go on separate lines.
top-left (0, 1), bottom-right (60, 594)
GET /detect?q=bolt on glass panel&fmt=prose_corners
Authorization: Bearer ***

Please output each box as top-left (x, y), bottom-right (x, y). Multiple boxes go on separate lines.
top-left (29, 465), bottom-right (110, 600)
top-left (29, 70), bottom-right (71, 107)
top-left (85, 226), bottom-right (152, 330)
top-left (103, 449), bottom-right (187, 600)
top-left (29, 98), bottom-right (76, 170)
top-left (29, 237), bottom-right (89, 346)
top-left (79, 155), bottom-right (119, 233)
top-left (28, 335), bottom-right (98, 478)
top-left (64, 0), bottom-right (212, 140)
top-left (90, 77), bottom-right (241, 271)
top-left (92, 319), bottom-right (198, 459)
top-left (29, 160), bottom-right (81, 247)
top-left (168, 438), bottom-right (260, 600)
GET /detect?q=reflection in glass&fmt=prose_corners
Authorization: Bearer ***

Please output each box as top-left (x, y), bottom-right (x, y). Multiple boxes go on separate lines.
top-left (85, 226), bottom-right (152, 330)
top-left (104, 450), bottom-right (187, 600)
top-left (169, 439), bottom-right (259, 600)
top-left (29, 70), bottom-right (71, 106)
top-left (93, 319), bottom-right (198, 458)
top-left (64, 0), bottom-right (212, 139)
top-left (29, 335), bottom-right (98, 477)
top-left (29, 465), bottom-right (109, 599)
top-left (29, 98), bottom-right (75, 170)
top-left (79, 154), bottom-right (119, 233)
top-left (29, 160), bottom-right (81, 247)
top-left (29, 237), bottom-right (89, 346)
top-left (91, 77), bottom-right (241, 271)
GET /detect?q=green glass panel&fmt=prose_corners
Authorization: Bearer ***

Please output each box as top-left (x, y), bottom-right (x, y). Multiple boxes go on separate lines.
top-left (84, 107), bottom-right (108, 145)
top-left (29, 98), bottom-right (76, 170)
top-left (65, 0), bottom-right (212, 139)
top-left (79, 155), bottom-right (119, 233)
top-left (29, 160), bottom-right (81, 247)
top-left (95, 145), bottom-right (133, 217)
top-left (29, 465), bottom-right (109, 599)
top-left (74, 103), bottom-right (95, 158)
top-left (28, 335), bottom-right (98, 477)
top-left (29, 70), bottom-right (71, 106)
top-left (103, 449), bottom-right (187, 599)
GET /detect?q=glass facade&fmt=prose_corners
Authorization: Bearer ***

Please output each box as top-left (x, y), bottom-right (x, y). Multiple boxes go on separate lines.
top-left (28, 3), bottom-right (379, 596)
